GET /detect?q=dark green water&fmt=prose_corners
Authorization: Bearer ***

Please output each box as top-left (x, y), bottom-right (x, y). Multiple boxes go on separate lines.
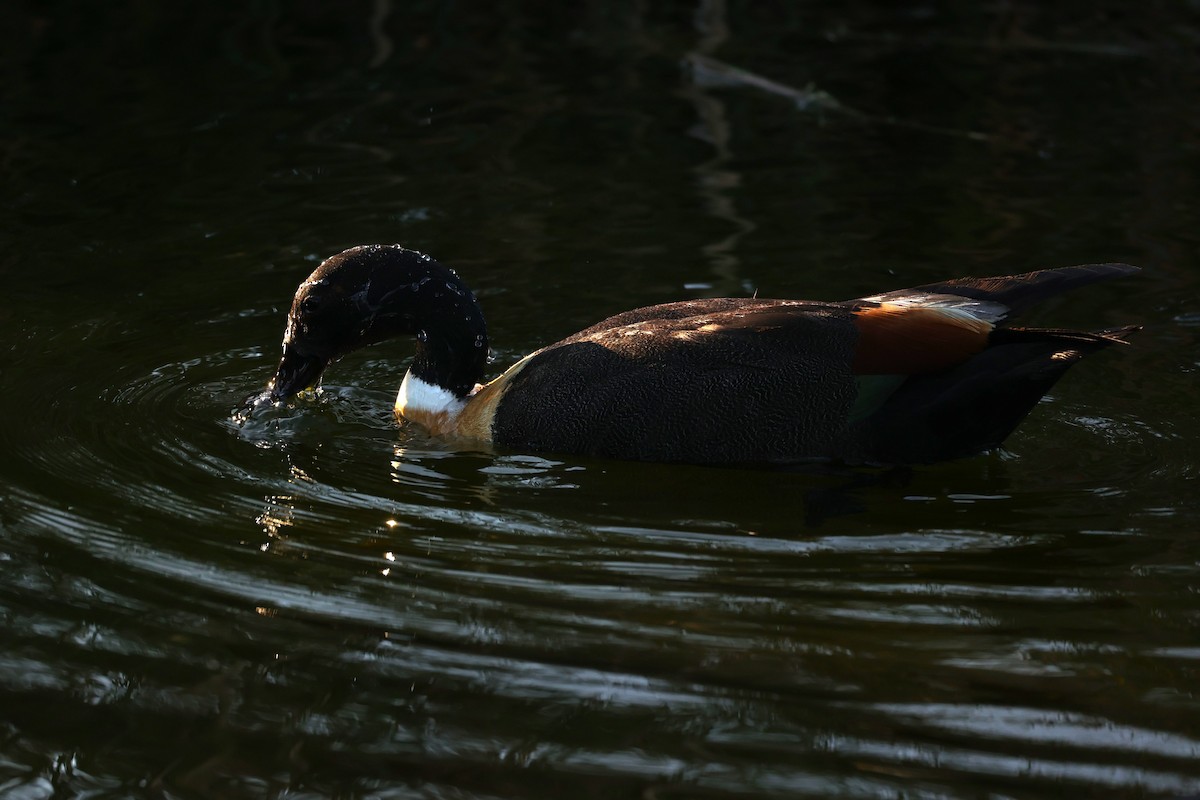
top-left (3, 3), bottom-right (1199, 797)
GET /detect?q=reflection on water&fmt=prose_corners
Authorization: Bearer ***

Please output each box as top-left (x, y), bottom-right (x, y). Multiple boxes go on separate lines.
top-left (3, 1), bottom-right (1200, 797)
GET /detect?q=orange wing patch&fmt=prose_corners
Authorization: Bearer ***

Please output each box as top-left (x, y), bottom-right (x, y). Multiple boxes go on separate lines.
top-left (852, 303), bottom-right (993, 375)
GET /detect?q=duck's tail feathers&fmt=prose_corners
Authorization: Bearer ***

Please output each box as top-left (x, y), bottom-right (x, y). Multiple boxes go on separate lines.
top-left (989, 323), bottom-right (1142, 350)
top-left (908, 263), bottom-right (1140, 317)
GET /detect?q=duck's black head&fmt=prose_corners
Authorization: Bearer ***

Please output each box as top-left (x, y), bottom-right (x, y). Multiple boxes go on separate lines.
top-left (268, 244), bottom-right (488, 402)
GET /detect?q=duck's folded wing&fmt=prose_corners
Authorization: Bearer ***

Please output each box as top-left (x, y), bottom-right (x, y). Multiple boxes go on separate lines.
top-left (490, 303), bottom-right (862, 463)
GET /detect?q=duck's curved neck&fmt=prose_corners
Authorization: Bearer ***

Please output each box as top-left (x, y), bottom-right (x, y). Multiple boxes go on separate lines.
top-left (405, 273), bottom-right (489, 398)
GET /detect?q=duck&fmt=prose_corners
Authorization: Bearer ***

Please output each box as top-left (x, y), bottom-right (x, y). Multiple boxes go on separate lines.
top-left (258, 244), bottom-right (1139, 465)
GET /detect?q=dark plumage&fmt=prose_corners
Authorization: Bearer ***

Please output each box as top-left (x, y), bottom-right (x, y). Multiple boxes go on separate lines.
top-left (258, 245), bottom-right (1140, 466)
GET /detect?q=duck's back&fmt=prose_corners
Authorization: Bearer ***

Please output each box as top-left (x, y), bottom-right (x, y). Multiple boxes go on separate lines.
top-left (491, 299), bottom-right (863, 464)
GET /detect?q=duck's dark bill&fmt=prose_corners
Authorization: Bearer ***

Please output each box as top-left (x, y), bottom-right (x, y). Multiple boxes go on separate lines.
top-left (268, 346), bottom-right (327, 402)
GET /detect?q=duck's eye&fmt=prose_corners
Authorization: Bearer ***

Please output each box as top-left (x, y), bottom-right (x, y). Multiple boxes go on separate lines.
top-left (299, 295), bottom-right (323, 315)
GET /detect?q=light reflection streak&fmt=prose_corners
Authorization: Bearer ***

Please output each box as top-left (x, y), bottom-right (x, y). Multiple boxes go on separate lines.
top-left (254, 461), bottom-right (312, 551)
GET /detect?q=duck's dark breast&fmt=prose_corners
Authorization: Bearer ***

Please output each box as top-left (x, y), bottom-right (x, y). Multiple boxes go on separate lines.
top-left (490, 301), bottom-right (860, 465)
